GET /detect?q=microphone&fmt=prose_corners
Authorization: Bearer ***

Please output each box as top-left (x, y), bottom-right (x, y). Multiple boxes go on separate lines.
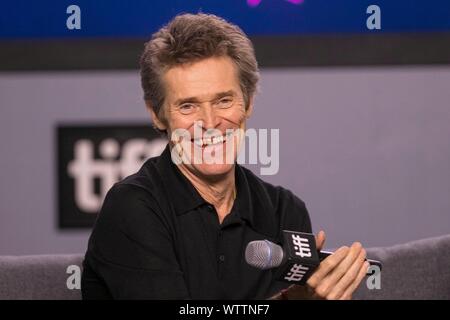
top-left (245, 230), bottom-right (382, 285)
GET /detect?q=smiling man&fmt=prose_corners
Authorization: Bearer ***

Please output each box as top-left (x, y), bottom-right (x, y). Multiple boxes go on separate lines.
top-left (81, 13), bottom-right (369, 300)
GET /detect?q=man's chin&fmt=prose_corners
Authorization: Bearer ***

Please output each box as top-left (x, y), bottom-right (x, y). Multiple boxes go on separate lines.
top-left (191, 163), bottom-right (235, 180)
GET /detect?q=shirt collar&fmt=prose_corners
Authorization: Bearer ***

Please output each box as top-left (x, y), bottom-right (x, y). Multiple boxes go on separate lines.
top-left (155, 144), bottom-right (278, 239)
top-left (155, 144), bottom-right (206, 215)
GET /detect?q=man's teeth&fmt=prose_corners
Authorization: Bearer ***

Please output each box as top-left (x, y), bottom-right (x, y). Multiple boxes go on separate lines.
top-left (193, 131), bottom-right (233, 147)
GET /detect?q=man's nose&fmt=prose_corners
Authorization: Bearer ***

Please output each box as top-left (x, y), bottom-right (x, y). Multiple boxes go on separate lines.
top-left (198, 104), bottom-right (220, 129)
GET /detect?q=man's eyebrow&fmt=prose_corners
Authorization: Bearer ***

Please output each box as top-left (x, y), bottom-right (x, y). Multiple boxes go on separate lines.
top-left (173, 96), bottom-right (201, 106)
top-left (214, 90), bottom-right (235, 99)
top-left (173, 90), bottom-right (236, 105)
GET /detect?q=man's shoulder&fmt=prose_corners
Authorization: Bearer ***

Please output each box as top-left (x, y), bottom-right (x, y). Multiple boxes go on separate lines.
top-left (94, 155), bottom-right (174, 237)
top-left (114, 155), bottom-right (164, 195)
top-left (238, 165), bottom-right (312, 235)
top-left (101, 155), bottom-right (168, 217)
top-left (239, 165), bottom-right (306, 209)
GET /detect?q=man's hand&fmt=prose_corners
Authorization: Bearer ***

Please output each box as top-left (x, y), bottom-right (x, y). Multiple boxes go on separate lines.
top-left (282, 231), bottom-right (369, 300)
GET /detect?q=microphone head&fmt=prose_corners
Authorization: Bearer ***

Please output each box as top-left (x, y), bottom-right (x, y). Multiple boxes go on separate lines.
top-left (245, 240), bottom-right (284, 270)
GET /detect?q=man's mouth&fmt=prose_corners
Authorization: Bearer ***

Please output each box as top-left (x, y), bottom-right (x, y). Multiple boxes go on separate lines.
top-left (191, 131), bottom-right (234, 148)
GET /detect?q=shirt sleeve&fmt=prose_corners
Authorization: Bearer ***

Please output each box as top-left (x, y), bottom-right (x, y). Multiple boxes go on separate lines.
top-left (83, 183), bottom-right (190, 299)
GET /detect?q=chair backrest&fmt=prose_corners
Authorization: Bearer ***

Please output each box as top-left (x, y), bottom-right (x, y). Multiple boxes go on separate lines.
top-left (1, 234), bottom-right (449, 299)
top-left (353, 234), bottom-right (450, 299)
top-left (0, 254), bottom-right (83, 300)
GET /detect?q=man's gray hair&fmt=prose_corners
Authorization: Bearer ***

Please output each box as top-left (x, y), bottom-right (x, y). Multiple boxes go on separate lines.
top-left (140, 13), bottom-right (259, 128)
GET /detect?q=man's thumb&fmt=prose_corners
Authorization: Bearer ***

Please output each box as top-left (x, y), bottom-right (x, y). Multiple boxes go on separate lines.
top-left (315, 230), bottom-right (326, 251)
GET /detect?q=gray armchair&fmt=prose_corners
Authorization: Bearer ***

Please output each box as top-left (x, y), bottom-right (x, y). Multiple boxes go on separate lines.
top-left (1, 234), bottom-right (449, 299)
top-left (0, 254), bottom-right (82, 300)
top-left (353, 234), bottom-right (450, 299)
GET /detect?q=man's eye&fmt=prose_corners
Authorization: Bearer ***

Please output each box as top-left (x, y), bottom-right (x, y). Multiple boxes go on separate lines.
top-left (217, 98), bottom-right (233, 108)
top-left (179, 104), bottom-right (195, 113)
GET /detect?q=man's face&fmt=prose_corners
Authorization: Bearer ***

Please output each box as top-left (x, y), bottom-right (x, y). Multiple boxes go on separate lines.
top-left (150, 56), bottom-right (253, 180)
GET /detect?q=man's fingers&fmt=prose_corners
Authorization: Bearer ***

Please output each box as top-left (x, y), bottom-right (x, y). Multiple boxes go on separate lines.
top-left (309, 242), bottom-right (363, 298)
top-left (339, 261), bottom-right (370, 300)
top-left (315, 230), bottom-right (326, 251)
top-left (306, 245), bottom-right (349, 288)
top-left (320, 242), bottom-right (362, 288)
top-left (326, 248), bottom-right (366, 299)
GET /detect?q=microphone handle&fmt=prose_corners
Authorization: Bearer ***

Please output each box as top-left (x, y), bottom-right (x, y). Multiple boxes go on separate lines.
top-left (319, 250), bottom-right (382, 271)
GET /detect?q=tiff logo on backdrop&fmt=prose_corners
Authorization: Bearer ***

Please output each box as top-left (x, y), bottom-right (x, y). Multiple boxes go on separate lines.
top-left (68, 138), bottom-right (166, 212)
top-left (57, 124), bottom-right (166, 228)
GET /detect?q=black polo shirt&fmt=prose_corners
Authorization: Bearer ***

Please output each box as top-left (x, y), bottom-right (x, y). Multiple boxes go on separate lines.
top-left (81, 144), bottom-right (312, 299)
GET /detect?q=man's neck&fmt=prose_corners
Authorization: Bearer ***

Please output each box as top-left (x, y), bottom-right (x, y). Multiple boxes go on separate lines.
top-left (177, 164), bottom-right (236, 224)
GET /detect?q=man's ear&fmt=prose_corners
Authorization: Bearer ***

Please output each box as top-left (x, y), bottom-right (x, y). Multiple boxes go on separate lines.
top-left (245, 95), bottom-right (254, 119)
top-left (145, 101), bottom-right (167, 131)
